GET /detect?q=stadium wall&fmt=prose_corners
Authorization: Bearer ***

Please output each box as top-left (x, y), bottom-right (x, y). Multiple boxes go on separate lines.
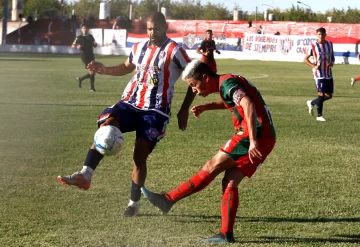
top-left (1, 31), bottom-right (359, 65)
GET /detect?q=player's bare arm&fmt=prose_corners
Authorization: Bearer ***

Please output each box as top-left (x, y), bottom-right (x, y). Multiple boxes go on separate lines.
top-left (304, 54), bottom-right (318, 70)
top-left (239, 96), bottom-right (262, 162)
top-left (88, 60), bottom-right (135, 76)
top-left (191, 99), bottom-right (226, 118)
top-left (177, 86), bottom-right (196, 130)
top-left (196, 47), bottom-right (208, 56)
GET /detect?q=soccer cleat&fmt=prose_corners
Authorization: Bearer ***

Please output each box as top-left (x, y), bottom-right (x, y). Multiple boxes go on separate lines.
top-left (141, 187), bottom-right (174, 214)
top-left (200, 232), bottom-right (235, 243)
top-left (77, 77), bottom-right (82, 88)
top-left (306, 100), bottom-right (314, 116)
top-left (90, 89), bottom-right (96, 92)
top-left (351, 78), bottom-right (355, 86)
top-left (123, 204), bottom-right (140, 217)
top-left (57, 172), bottom-right (91, 190)
top-left (316, 116), bottom-right (326, 121)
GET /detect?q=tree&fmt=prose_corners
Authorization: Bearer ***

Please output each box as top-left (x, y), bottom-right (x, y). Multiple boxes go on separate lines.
top-left (23, 0), bottom-right (61, 19)
top-left (199, 3), bottom-right (231, 20)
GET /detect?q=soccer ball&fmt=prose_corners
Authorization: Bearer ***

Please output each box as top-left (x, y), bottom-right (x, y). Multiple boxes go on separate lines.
top-left (94, 125), bottom-right (124, 156)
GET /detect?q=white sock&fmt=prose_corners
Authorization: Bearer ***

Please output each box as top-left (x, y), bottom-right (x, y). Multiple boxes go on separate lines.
top-left (80, 166), bottom-right (94, 180)
top-left (128, 200), bottom-right (140, 207)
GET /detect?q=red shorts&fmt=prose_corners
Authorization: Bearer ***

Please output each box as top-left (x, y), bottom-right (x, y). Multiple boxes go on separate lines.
top-left (205, 61), bottom-right (217, 73)
top-left (220, 134), bottom-right (276, 178)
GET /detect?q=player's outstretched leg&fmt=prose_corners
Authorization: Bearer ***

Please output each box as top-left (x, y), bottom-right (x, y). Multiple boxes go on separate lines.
top-left (306, 100), bottom-right (314, 116)
top-left (200, 232), bottom-right (235, 243)
top-left (141, 187), bottom-right (175, 214)
top-left (57, 171), bottom-right (91, 190)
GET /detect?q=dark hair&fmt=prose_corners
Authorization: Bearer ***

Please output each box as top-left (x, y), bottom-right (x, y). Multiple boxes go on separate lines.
top-left (206, 29), bottom-right (213, 34)
top-left (147, 12), bottom-right (167, 26)
top-left (316, 27), bottom-right (326, 34)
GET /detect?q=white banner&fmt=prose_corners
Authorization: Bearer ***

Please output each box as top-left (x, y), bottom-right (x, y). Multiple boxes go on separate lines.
top-left (76, 28), bottom-right (104, 47)
top-left (103, 29), bottom-right (127, 48)
top-left (243, 34), bottom-right (320, 57)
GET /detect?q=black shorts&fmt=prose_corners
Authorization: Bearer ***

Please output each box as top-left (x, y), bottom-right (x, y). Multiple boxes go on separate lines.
top-left (81, 54), bottom-right (94, 69)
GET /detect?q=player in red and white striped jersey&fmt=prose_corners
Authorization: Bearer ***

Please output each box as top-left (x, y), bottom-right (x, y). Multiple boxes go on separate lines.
top-left (304, 27), bottom-right (335, 121)
top-left (57, 12), bottom-right (196, 216)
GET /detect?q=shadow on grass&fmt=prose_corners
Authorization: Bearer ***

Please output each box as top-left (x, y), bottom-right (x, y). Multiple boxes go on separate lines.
top-left (238, 235), bottom-right (360, 244)
top-left (0, 58), bottom-right (47, 62)
top-left (139, 214), bottom-right (360, 224)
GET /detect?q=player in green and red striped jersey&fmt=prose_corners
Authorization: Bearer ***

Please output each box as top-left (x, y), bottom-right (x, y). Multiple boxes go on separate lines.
top-left (196, 29), bottom-right (221, 73)
top-left (141, 60), bottom-right (276, 243)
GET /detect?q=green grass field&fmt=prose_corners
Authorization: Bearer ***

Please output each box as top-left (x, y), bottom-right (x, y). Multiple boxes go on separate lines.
top-left (0, 53), bottom-right (359, 247)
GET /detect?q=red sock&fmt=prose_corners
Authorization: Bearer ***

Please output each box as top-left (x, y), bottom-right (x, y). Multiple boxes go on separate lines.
top-left (355, 76), bottom-right (360, 81)
top-left (220, 187), bottom-right (239, 233)
top-left (166, 169), bottom-right (214, 201)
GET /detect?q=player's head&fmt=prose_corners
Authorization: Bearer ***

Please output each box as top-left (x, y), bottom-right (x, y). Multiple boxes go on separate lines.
top-left (182, 60), bottom-right (216, 97)
top-left (206, 29), bottom-right (213, 40)
top-left (80, 24), bottom-right (89, 35)
top-left (147, 12), bottom-right (168, 46)
top-left (316, 27), bottom-right (326, 43)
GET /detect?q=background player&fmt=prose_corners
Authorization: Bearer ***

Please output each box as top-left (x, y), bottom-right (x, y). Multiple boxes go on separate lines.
top-left (350, 52), bottom-right (360, 86)
top-left (141, 60), bottom-right (276, 243)
top-left (72, 24), bottom-right (97, 92)
top-left (58, 12), bottom-right (195, 217)
top-left (196, 29), bottom-right (221, 73)
top-left (304, 27), bottom-right (335, 121)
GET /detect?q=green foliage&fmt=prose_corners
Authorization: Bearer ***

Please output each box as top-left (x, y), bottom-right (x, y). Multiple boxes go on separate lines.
top-left (199, 2), bottom-right (232, 20)
top-left (109, 0), bottom-right (131, 19)
top-left (23, 0), bottom-right (61, 18)
top-left (71, 0), bottom-right (100, 19)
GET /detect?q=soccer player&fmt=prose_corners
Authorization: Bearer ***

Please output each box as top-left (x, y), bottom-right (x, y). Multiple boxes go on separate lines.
top-left (196, 29), bottom-right (221, 73)
top-left (72, 24), bottom-right (97, 92)
top-left (350, 52), bottom-right (360, 86)
top-left (141, 60), bottom-right (276, 243)
top-left (304, 27), bottom-right (335, 121)
top-left (58, 12), bottom-right (196, 217)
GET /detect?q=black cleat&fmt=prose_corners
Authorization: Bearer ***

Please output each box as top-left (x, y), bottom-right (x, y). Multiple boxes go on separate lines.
top-left (200, 232), bottom-right (235, 243)
top-left (77, 77), bottom-right (82, 88)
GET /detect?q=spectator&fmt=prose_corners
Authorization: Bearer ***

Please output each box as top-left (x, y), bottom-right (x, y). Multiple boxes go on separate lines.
top-left (71, 13), bottom-right (78, 32)
top-left (257, 25), bottom-right (263, 34)
top-left (274, 31), bottom-right (280, 35)
top-left (27, 15), bottom-right (33, 33)
top-left (61, 13), bottom-right (68, 31)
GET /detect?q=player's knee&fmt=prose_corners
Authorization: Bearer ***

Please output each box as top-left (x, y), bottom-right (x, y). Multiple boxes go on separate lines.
top-left (324, 94), bottom-right (332, 100)
top-left (100, 117), bottom-right (120, 129)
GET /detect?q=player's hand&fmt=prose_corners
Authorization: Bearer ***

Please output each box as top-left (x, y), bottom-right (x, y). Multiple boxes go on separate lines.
top-left (88, 61), bottom-right (105, 74)
top-left (216, 50), bottom-right (221, 55)
top-left (177, 108), bottom-right (190, 131)
top-left (248, 140), bottom-right (262, 164)
top-left (191, 105), bottom-right (206, 118)
top-left (76, 45), bottom-right (81, 49)
top-left (203, 51), bottom-right (209, 56)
